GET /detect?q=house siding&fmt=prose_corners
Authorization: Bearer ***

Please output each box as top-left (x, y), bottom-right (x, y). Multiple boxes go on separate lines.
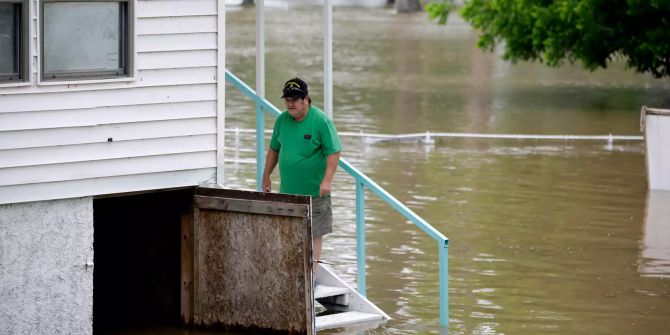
top-left (0, 0), bottom-right (223, 205)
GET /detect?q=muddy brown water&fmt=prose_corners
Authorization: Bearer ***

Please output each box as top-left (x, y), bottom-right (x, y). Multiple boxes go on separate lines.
top-left (117, 5), bottom-right (670, 335)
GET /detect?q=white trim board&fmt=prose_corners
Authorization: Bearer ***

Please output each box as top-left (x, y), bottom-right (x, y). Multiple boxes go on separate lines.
top-left (0, 168), bottom-right (216, 205)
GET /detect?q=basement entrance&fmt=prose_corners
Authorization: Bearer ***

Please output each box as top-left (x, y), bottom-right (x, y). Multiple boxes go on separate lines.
top-left (92, 187), bottom-right (316, 334)
top-left (93, 188), bottom-right (194, 333)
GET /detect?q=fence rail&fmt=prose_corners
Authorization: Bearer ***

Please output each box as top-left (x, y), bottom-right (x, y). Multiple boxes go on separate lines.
top-left (224, 127), bottom-right (643, 144)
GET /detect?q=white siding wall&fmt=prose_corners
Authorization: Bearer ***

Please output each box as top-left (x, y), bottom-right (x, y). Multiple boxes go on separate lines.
top-left (0, 0), bottom-right (224, 204)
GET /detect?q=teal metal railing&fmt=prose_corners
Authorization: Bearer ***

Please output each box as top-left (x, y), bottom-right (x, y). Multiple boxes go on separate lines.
top-left (225, 70), bottom-right (450, 327)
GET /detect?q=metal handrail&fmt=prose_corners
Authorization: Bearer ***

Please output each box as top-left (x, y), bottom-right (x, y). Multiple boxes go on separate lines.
top-left (225, 70), bottom-right (450, 328)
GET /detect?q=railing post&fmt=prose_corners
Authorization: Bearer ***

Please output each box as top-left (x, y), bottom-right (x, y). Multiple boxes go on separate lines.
top-left (324, 0), bottom-right (333, 119)
top-left (356, 178), bottom-right (366, 296)
top-left (255, 103), bottom-right (265, 191)
top-left (439, 239), bottom-right (449, 329)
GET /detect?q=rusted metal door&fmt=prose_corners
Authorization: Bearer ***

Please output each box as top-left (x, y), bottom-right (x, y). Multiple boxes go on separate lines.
top-left (181, 188), bottom-right (315, 334)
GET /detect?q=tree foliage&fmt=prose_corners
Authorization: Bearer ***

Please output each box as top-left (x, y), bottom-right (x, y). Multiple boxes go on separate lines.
top-left (427, 0), bottom-right (670, 78)
top-left (426, 1), bottom-right (455, 24)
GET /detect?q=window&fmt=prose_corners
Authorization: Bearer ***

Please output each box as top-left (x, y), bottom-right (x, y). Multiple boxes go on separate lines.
top-left (0, 0), bottom-right (27, 82)
top-left (41, 0), bottom-right (133, 81)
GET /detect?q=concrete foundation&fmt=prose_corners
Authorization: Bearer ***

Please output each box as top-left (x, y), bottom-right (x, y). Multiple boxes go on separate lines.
top-left (0, 197), bottom-right (94, 335)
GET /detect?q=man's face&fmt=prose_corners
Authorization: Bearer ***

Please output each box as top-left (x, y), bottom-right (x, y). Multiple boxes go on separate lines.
top-left (284, 96), bottom-right (309, 121)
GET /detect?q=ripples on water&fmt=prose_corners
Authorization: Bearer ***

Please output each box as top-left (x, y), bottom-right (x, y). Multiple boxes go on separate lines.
top-left (224, 136), bottom-right (669, 335)
top-left (222, 5), bottom-right (670, 335)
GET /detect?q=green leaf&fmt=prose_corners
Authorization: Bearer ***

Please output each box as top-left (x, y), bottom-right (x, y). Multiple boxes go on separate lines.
top-left (426, 1), bottom-right (455, 25)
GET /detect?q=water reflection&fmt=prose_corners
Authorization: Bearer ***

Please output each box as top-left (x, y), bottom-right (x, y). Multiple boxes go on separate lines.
top-left (465, 31), bottom-right (494, 133)
top-left (639, 191), bottom-right (670, 278)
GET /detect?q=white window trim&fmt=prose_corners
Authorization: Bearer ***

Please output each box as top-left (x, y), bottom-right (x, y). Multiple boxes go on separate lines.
top-left (36, 0), bottom-right (137, 85)
top-left (0, 81), bottom-right (32, 88)
top-left (0, 0), bottom-right (29, 85)
top-left (37, 76), bottom-right (135, 86)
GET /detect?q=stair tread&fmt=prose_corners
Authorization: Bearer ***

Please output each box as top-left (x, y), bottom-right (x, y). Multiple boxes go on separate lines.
top-left (314, 284), bottom-right (349, 299)
top-left (315, 311), bottom-right (384, 330)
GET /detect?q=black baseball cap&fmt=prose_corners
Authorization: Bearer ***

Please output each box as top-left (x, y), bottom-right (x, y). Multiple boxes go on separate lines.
top-left (281, 78), bottom-right (308, 99)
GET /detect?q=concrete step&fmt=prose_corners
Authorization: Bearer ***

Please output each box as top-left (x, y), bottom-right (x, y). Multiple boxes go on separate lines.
top-left (315, 311), bottom-right (385, 331)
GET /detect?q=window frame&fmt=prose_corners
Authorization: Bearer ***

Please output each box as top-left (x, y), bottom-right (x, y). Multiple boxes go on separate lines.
top-left (39, 0), bottom-right (135, 82)
top-left (0, 0), bottom-right (29, 83)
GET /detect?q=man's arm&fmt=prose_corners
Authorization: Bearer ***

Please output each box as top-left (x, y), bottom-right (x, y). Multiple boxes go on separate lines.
top-left (262, 149), bottom-right (279, 192)
top-left (319, 152), bottom-right (341, 196)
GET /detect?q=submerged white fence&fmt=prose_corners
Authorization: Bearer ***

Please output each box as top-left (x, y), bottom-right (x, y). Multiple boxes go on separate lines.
top-left (226, 127), bottom-right (643, 145)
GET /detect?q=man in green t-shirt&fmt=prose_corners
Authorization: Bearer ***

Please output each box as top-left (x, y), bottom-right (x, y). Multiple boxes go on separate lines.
top-left (262, 78), bottom-right (342, 270)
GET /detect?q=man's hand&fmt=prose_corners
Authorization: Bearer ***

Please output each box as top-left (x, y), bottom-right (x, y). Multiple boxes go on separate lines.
top-left (319, 180), bottom-right (331, 197)
top-left (320, 152), bottom-right (340, 196)
top-left (262, 149), bottom-right (279, 193)
top-left (262, 176), bottom-right (272, 193)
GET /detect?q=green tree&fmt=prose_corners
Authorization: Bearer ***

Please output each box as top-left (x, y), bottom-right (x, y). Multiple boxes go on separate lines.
top-left (426, 0), bottom-right (670, 78)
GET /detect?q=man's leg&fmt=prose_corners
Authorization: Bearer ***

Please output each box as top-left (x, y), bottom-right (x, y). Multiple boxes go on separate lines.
top-left (313, 237), bottom-right (323, 261)
top-left (311, 195), bottom-right (332, 273)
top-left (312, 236), bottom-right (327, 314)
top-left (313, 237), bottom-right (323, 272)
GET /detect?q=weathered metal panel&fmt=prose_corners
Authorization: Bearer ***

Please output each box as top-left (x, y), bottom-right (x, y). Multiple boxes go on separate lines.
top-left (189, 188), bottom-right (314, 334)
top-left (194, 196), bottom-right (309, 217)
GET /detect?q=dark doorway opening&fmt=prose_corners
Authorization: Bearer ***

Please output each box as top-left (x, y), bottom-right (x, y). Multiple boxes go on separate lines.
top-left (93, 188), bottom-right (194, 334)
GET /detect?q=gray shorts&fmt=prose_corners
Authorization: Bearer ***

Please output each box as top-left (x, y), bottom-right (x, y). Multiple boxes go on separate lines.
top-left (311, 195), bottom-right (332, 238)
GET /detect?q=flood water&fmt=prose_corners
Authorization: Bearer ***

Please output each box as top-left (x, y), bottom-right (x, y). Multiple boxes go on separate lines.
top-left (221, 5), bottom-right (670, 335)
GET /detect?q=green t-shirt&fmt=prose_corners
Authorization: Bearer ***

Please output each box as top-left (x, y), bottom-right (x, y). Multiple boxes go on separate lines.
top-left (269, 105), bottom-right (342, 196)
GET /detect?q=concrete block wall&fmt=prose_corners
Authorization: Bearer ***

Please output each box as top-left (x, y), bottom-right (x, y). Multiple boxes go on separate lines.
top-left (0, 197), bottom-right (94, 335)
